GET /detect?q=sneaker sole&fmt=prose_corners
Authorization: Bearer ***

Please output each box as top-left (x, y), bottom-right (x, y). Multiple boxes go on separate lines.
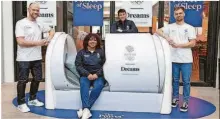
top-left (82, 114), bottom-right (92, 119)
top-left (17, 108), bottom-right (30, 113)
top-left (180, 109), bottom-right (188, 112)
top-left (172, 105), bottom-right (177, 107)
top-left (28, 103), bottom-right (44, 107)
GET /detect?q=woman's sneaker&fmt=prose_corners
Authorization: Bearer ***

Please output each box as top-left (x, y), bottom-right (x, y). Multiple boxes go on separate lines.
top-left (77, 108), bottom-right (83, 118)
top-left (171, 98), bottom-right (179, 107)
top-left (82, 108), bottom-right (92, 119)
top-left (17, 103), bottom-right (30, 113)
top-left (28, 99), bottom-right (44, 107)
top-left (180, 102), bottom-right (188, 112)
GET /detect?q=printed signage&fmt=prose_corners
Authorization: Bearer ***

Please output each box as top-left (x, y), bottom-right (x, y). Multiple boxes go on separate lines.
top-left (27, 1), bottom-right (57, 26)
top-left (122, 1), bottom-right (153, 27)
top-left (73, 1), bottom-right (104, 26)
top-left (170, 1), bottom-right (204, 27)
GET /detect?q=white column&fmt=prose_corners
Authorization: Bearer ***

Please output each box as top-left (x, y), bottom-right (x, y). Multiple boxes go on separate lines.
top-left (2, 1), bottom-right (14, 82)
top-left (1, 1), bottom-right (4, 83)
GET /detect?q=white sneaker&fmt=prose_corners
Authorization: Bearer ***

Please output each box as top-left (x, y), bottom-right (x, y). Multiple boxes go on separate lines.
top-left (28, 99), bottom-right (44, 107)
top-left (82, 108), bottom-right (92, 119)
top-left (17, 103), bottom-right (30, 113)
top-left (77, 108), bottom-right (83, 118)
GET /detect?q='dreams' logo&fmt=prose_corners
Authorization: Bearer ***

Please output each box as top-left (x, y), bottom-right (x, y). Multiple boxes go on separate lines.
top-left (124, 45), bottom-right (136, 61)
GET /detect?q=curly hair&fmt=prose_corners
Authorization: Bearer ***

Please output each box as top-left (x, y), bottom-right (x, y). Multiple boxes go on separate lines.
top-left (83, 33), bottom-right (101, 50)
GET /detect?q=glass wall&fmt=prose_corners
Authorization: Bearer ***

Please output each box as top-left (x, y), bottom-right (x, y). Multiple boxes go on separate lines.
top-left (102, 1), bottom-right (110, 39)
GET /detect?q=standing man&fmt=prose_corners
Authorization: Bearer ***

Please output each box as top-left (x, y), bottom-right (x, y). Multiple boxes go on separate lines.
top-left (110, 9), bottom-right (138, 33)
top-left (15, 2), bottom-right (55, 112)
top-left (156, 7), bottom-right (196, 112)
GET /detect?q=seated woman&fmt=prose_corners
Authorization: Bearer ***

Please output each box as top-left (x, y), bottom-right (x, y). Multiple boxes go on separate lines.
top-left (75, 33), bottom-right (106, 119)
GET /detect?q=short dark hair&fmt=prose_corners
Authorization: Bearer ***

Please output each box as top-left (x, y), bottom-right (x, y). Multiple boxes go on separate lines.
top-left (174, 6), bottom-right (185, 12)
top-left (118, 9), bottom-right (126, 16)
top-left (83, 33), bottom-right (101, 50)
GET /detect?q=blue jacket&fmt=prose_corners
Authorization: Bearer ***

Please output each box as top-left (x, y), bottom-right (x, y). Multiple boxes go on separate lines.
top-left (75, 48), bottom-right (105, 77)
top-left (110, 19), bottom-right (138, 33)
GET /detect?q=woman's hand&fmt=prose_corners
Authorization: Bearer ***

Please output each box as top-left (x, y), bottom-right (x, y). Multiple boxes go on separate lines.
top-left (92, 74), bottom-right (98, 80)
top-left (87, 74), bottom-right (98, 80)
top-left (87, 74), bottom-right (94, 80)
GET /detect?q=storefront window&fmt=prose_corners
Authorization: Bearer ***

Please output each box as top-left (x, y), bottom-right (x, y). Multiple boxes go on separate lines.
top-left (102, 1), bottom-right (110, 39)
top-left (194, 1), bottom-right (209, 82)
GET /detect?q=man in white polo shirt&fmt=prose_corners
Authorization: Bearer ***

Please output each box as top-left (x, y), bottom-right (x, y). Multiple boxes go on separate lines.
top-left (156, 6), bottom-right (196, 112)
top-left (15, 2), bottom-right (54, 112)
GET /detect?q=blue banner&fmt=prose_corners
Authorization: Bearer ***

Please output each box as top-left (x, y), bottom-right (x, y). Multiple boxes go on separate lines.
top-left (73, 1), bottom-right (103, 26)
top-left (170, 1), bottom-right (203, 27)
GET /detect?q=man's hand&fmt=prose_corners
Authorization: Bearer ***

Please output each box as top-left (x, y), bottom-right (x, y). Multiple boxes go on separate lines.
top-left (49, 30), bottom-right (55, 36)
top-left (165, 37), bottom-right (175, 45)
top-left (48, 30), bottom-right (55, 40)
top-left (44, 40), bottom-right (50, 46)
top-left (87, 74), bottom-right (94, 80)
top-left (43, 30), bottom-right (55, 46)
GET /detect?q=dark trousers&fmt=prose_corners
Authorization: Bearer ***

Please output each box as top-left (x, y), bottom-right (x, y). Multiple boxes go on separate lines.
top-left (17, 60), bottom-right (42, 105)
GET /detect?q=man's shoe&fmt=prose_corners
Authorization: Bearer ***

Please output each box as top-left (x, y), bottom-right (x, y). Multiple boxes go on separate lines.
top-left (171, 98), bottom-right (179, 107)
top-left (28, 99), bottom-right (44, 107)
top-left (82, 108), bottom-right (92, 119)
top-left (17, 103), bottom-right (30, 113)
top-left (180, 102), bottom-right (188, 112)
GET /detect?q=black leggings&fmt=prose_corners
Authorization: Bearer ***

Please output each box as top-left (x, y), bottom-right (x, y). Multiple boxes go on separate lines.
top-left (17, 60), bottom-right (42, 105)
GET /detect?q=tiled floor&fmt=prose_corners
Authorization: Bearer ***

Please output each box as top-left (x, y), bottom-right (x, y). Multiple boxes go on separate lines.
top-left (1, 82), bottom-right (219, 119)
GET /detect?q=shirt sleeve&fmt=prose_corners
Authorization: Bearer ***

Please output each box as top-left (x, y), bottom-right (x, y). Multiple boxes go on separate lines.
top-left (188, 26), bottom-right (196, 40)
top-left (15, 21), bottom-right (25, 37)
